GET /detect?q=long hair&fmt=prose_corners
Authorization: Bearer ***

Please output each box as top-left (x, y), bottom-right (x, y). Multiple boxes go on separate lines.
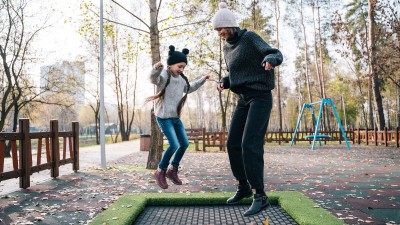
top-left (177, 73), bottom-right (190, 116)
top-left (145, 69), bottom-right (190, 117)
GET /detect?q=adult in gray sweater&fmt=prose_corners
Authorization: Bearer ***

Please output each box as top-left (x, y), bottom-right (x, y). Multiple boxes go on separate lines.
top-left (212, 2), bottom-right (283, 217)
top-left (146, 45), bottom-right (209, 189)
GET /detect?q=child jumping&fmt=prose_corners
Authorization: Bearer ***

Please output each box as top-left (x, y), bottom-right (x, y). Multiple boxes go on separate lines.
top-left (146, 45), bottom-right (209, 189)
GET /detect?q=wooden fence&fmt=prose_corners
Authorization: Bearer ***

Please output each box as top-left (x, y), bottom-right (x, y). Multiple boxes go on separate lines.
top-left (186, 127), bottom-right (400, 150)
top-left (354, 127), bottom-right (400, 147)
top-left (265, 130), bottom-right (354, 145)
top-left (0, 119), bottom-right (79, 189)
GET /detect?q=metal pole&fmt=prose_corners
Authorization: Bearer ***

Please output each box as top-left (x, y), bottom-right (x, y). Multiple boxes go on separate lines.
top-left (99, 0), bottom-right (106, 169)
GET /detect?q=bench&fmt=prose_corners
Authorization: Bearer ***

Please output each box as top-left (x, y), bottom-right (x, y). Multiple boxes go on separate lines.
top-left (185, 128), bottom-right (205, 151)
top-left (162, 128), bottom-right (227, 152)
top-left (203, 129), bottom-right (227, 152)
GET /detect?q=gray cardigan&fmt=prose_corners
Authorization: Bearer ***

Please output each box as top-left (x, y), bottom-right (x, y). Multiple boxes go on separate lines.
top-left (149, 67), bottom-right (206, 118)
top-left (220, 29), bottom-right (283, 94)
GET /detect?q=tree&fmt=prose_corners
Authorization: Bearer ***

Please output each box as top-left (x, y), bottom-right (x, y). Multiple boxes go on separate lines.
top-left (286, 0), bottom-right (314, 132)
top-left (331, 0), bottom-right (374, 129)
top-left (109, 0), bottom-right (209, 169)
top-left (272, 0), bottom-right (283, 131)
top-left (376, 0), bottom-right (400, 127)
top-left (80, 1), bottom-right (141, 143)
top-left (79, 0), bottom-right (110, 144)
top-left (368, 0), bottom-right (385, 130)
top-left (0, 0), bottom-right (46, 132)
top-left (0, 0), bottom-right (79, 156)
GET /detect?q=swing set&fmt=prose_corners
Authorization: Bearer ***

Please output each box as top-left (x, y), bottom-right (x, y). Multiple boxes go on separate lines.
top-left (290, 98), bottom-right (351, 150)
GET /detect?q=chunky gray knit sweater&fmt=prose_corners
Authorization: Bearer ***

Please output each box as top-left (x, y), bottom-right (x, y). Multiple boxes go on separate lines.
top-left (220, 29), bottom-right (283, 93)
top-left (149, 67), bottom-right (206, 118)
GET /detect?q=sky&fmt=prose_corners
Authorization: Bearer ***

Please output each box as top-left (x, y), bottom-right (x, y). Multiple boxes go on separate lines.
top-left (30, 0), bottom-right (301, 105)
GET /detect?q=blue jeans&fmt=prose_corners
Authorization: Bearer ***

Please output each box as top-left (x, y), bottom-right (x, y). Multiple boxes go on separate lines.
top-left (156, 117), bottom-right (189, 170)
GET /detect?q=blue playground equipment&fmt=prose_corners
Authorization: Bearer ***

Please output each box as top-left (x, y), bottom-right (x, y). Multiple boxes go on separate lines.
top-left (290, 98), bottom-right (351, 150)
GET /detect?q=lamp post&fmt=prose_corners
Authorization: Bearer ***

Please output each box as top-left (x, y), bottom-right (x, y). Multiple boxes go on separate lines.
top-left (99, 0), bottom-right (106, 169)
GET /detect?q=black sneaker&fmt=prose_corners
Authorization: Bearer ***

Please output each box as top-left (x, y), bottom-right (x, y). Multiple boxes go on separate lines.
top-left (243, 193), bottom-right (270, 217)
top-left (227, 184), bottom-right (253, 204)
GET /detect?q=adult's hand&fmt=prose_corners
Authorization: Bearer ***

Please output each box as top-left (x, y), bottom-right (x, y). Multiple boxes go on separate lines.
top-left (217, 82), bottom-right (224, 92)
top-left (264, 62), bottom-right (273, 71)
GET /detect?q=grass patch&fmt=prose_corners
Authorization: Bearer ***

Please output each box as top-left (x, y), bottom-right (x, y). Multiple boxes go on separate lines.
top-left (89, 191), bottom-right (345, 225)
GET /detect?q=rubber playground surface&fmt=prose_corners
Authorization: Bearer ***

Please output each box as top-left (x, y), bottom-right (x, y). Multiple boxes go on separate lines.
top-left (0, 142), bottom-right (399, 225)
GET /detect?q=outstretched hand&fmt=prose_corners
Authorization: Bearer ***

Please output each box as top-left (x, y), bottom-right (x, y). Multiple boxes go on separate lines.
top-left (154, 62), bottom-right (164, 69)
top-left (217, 82), bottom-right (224, 92)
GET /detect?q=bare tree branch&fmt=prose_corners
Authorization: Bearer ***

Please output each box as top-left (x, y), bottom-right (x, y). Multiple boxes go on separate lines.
top-left (159, 20), bottom-right (209, 32)
top-left (158, 13), bottom-right (190, 24)
top-left (104, 17), bottom-right (149, 34)
top-left (111, 0), bottom-right (150, 29)
top-left (378, 65), bottom-right (400, 88)
top-left (156, 0), bottom-right (162, 23)
top-left (86, 6), bottom-right (150, 34)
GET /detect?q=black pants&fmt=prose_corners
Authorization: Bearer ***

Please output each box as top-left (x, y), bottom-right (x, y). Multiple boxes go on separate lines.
top-left (227, 90), bottom-right (272, 190)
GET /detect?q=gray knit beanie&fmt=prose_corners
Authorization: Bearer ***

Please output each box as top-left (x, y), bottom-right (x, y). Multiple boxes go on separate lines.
top-left (212, 2), bottom-right (239, 29)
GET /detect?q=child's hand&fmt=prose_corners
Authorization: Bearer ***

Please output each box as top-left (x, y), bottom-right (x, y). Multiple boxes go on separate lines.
top-left (154, 62), bottom-right (164, 69)
top-left (203, 74), bottom-right (210, 80)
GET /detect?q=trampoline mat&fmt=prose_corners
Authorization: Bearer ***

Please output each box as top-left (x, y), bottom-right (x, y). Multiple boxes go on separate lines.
top-left (132, 204), bottom-right (298, 225)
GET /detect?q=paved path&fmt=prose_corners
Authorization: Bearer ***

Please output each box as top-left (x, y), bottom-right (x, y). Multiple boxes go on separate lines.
top-left (0, 140), bottom-right (140, 195)
top-left (0, 142), bottom-right (399, 225)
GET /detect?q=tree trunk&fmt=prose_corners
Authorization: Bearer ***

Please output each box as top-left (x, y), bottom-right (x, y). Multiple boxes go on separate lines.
top-left (218, 38), bottom-right (227, 129)
top-left (316, 5), bottom-right (330, 131)
top-left (368, 0), bottom-right (385, 130)
top-left (387, 97), bottom-right (391, 129)
top-left (368, 77), bottom-right (374, 129)
top-left (341, 95), bottom-right (347, 130)
top-left (397, 81), bottom-right (400, 127)
top-left (313, 6), bottom-right (322, 99)
top-left (312, 4), bottom-right (326, 131)
top-left (146, 0), bottom-right (163, 170)
top-left (96, 110), bottom-right (100, 144)
top-left (356, 76), bottom-right (368, 128)
top-left (300, 0), bottom-right (312, 104)
top-left (274, 0), bottom-right (282, 131)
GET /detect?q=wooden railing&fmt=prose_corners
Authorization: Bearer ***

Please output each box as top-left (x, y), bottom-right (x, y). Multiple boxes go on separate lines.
top-left (172, 127), bottom-right (400, 152)
top-left (0, 119), bottom-right (79, 189)
top-left (266, 130), bottom-right (354, 145)
top-left (354, 127), bottom-right (400, 147)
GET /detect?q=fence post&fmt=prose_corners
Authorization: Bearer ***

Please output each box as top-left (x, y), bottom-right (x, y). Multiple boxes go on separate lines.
top-left (374, 128), bottom-right (378, 146)
top-left (50, 120), bottom-right (60, 178)
top-left (19, 119), bottom-right (31, 189)
top-left (339, 130), bottom-right (342, 144)
top-left (202, 127), bottom-right (206, 152)
top-left (72, 122), bottom-right (79, 172)
top-left (350, 129), bottom-right (354, 143)
top-left (397, 127), bottom-right (399, 148)
top-left (357, 128), bottom-right (360, 144)
top-left (222, 127), bottom-right (226, 152)
top-left (278, 130), bottom-right (281, 145)
top-left (384, 127), bottom-right (388, 147)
